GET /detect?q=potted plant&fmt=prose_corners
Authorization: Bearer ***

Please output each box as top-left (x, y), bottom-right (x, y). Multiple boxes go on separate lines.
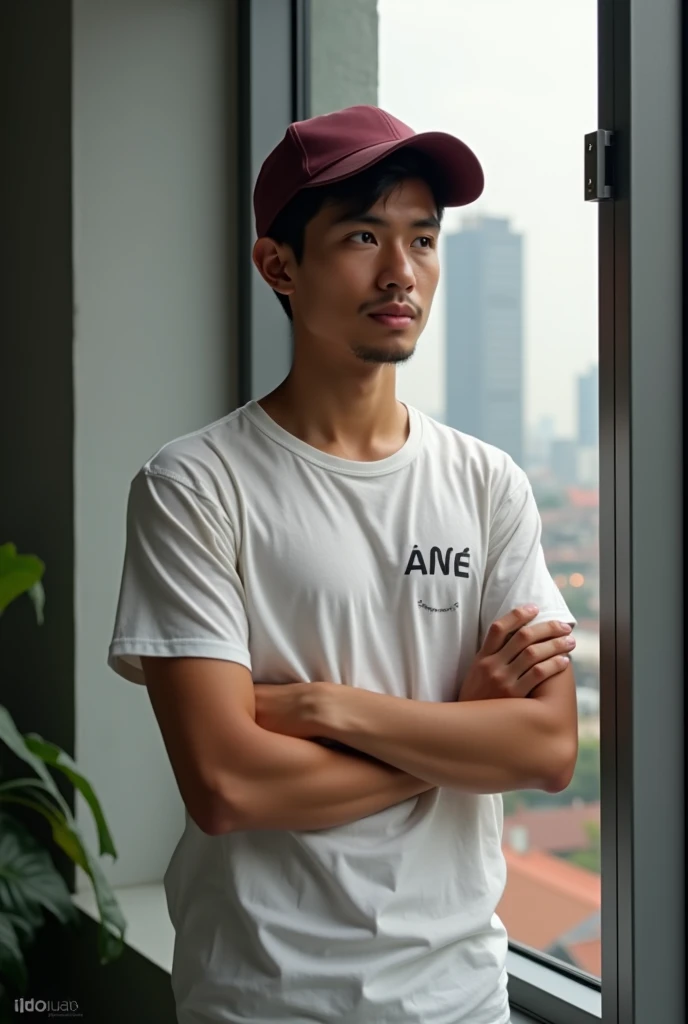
top-left (0, 542), bottom-right (126, 1020)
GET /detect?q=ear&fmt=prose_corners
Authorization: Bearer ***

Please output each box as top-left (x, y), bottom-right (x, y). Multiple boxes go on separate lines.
top-left (252, 238), bottom-right (295, 297)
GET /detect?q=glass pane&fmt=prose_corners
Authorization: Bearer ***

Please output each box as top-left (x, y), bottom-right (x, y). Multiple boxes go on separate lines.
top-left (310, 0), bottom-right (599, 983)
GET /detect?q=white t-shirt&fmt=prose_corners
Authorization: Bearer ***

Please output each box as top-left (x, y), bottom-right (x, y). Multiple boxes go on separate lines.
top-left (108, 399), bottom-right (575, 1024)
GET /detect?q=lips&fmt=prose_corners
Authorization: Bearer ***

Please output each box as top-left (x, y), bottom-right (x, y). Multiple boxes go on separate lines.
top-left (369, 313), bottom-right (414, 329)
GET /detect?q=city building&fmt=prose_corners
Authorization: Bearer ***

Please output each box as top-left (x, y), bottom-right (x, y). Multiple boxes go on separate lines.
top-left (573, 365), bottom-right (599, 485)
top-left (577, 365), bottom-right (599, 447)
top-left (527, 415), bottom-right (556, 469)
top-left (550, 438), bottom-right (579, 485)
top-left (444, 216), bottom-right (524, 466)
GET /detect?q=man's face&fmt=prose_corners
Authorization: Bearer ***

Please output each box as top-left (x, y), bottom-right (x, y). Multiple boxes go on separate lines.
top-left (289, 177), bottom-right (441, 368)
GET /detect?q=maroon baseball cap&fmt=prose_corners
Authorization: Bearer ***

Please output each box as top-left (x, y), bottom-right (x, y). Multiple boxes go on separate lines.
top-left (253, 104), bottom-right (484, 239)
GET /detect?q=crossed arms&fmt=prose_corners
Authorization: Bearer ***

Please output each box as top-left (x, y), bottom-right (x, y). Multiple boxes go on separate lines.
top-left (288, 669), bottom-right (578, 795)
top-left (142, 605), bottom-right (579, 836)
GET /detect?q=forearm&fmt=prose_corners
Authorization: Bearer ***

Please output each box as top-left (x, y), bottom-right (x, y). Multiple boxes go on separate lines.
top-left (320, 689), bottom-right (571, 794)
top-left (222, 727), bottom-right (435, 834)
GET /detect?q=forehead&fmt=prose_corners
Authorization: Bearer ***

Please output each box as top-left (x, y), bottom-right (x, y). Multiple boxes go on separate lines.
top-left (322, 179), bottom-right (440, 229)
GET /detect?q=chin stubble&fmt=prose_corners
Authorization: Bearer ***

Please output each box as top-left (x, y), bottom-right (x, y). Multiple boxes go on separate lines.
top-left (351, 343), bottom-right (417, 365)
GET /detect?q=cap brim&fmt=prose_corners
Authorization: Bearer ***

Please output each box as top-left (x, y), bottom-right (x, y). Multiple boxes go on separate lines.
top-left (305, 131), bottom-right (484, 206)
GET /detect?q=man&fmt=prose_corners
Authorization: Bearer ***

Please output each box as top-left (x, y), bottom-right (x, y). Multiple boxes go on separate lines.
top-left (108, 105), bottom-right (577, 1024)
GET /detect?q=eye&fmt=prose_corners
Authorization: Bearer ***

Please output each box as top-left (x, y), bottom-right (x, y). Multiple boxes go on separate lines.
top-left (412, 236), bottom-right (436, 249)
top-left (349, 231), bottom-right (377, 245)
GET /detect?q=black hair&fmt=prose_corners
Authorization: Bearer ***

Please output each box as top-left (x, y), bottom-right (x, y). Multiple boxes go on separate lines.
top-left (265, 147), bottom-right (449, 322)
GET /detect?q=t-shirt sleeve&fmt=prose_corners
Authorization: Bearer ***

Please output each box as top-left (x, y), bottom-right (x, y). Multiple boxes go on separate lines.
top-left (107, 468), bottom-right (252, 685)
top-left (478, 469), bottom-right (577, 647)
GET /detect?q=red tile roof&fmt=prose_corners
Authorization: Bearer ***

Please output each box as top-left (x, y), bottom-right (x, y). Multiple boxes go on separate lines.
top-left (568, 937), bottom-right (602, 976)
top-left (503, 802), bottom-right (600, 853)
top-left (566, 487), bottom-right (599, 509)
top-left (498, 844), bottom-right (601, 977)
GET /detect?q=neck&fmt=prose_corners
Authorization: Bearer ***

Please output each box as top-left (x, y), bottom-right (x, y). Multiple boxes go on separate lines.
top-left (257, 356), bottom-right (409, 461)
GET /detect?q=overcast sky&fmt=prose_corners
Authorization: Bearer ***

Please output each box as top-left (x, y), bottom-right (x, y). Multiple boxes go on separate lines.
top-left (379, 0), bottom-right (598, 438)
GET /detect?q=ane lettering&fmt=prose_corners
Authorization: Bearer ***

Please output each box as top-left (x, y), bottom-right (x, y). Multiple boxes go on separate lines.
top-left (404, 545), bottom-right (471, 577)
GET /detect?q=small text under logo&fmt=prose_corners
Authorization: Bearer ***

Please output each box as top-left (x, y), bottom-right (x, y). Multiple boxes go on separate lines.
top-left (417, 599), bottom-right (460, 613)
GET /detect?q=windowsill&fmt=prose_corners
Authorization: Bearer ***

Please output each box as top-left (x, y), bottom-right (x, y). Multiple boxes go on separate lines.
top-left (72, 882), bottom-right (174, 974)
top-left (506, 947), bottom-right (602, 1023)
top-left (72, 884), bottom-right (600, 1024)
top-left (510, 1011), bottom-right (543, 1024)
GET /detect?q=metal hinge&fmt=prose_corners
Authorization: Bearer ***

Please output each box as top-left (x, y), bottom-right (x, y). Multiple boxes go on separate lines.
top-left (584, 129), bottom-right (614, 201)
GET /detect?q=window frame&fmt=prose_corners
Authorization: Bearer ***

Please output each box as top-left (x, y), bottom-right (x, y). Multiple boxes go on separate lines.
top-left (512, 3), bottom-right (685, 1020)
top-left (237, 0), bottom-right (310, 403)
top-left (597, 2), bottom-right (684, 1023)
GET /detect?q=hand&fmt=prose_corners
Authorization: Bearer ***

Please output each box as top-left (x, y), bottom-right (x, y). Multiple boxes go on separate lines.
top-left (252, 681), bottom-right (331, 739)
top-left (458, 605), bottom-right (575, 702)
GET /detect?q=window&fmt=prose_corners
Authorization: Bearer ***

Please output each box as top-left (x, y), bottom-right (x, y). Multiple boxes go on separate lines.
top-left (267, 1), bottom-right (685, 1020)
top-left (309, 0), bottom-right (600, 985)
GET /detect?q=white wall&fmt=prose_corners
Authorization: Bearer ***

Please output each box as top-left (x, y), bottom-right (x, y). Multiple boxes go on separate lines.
top-left (72, 0), bottom-right (238, 886)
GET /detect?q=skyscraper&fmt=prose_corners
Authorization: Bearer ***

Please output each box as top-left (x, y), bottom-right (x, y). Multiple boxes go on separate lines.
top-left (577, 365), bottom-right (599, 446)
top-left (444, 216), bottom-right (524, 466)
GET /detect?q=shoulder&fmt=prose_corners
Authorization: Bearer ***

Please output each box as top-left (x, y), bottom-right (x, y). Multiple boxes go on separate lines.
top-left (131, 406), bottom-right (249, 514)
top-left (418, 411), bottom-right (527, 510)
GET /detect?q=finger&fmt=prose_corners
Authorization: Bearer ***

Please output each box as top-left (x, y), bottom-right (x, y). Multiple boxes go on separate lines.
top-left (481, 605), bottom-right (540, 657)
top-left (509, 635), bottom-right (576, 678)
top-left (501, 620), bottom-right (575, 664)
top-left (512, 654), bottom-right (571, 697)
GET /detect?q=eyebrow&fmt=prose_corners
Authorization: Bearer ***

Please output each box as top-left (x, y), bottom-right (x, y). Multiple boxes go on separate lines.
top-left (329, 212), bottom-right (442, 232)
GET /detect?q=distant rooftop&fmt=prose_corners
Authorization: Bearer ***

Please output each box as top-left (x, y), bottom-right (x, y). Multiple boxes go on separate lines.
top-left (499, 843), bottom-right (601, 976)
top-left (504, 801), bottom-right (600, 854)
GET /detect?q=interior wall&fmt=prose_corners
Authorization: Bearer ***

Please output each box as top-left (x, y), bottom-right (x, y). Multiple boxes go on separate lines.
top-left (72, 0), bottom-right (239, 886)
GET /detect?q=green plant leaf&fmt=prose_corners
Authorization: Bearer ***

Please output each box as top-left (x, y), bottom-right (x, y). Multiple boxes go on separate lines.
top-left (0, 779), bottom-right (60, 798)
top-left (26, 582), bottom-right (45, 627)
top-left (0, 782), bottom-right (126, 966)
top-left (22, 737), bottom-right (117, 859)
top-left (0, 708), bottom-right (71, 823)
top-left (0, 546), bottom-right (45, 617)
top-left (45, 811), bottom-right (127, 963)
top-left (0, 910), bottom-right (27, 992)
top-left (0, 808), bottom-right (77, 929)
top-left (1, 908), bottom-right (34, 947)
top-left (0, 812), bottom-right (79, 994)
top-left (0, 795), bottom-right (69, 858)
top-left (76, 843), bottom-right (127, 964)
top-left (0, 548), bottom-right (126, 973)
top-left (0, 799), bottom-right (126, 967)
top-left (13, 803), bottom-right (125, 962)
top-left (0, 781), bottom-right (69, 828)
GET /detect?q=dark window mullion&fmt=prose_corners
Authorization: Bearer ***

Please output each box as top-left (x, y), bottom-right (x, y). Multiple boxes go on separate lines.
top-left (238, 0), bottom-right (302, 405)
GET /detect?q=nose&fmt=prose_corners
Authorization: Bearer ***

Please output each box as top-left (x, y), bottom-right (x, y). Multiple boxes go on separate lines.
top-left (376, 243), bottom-right (415, 293)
